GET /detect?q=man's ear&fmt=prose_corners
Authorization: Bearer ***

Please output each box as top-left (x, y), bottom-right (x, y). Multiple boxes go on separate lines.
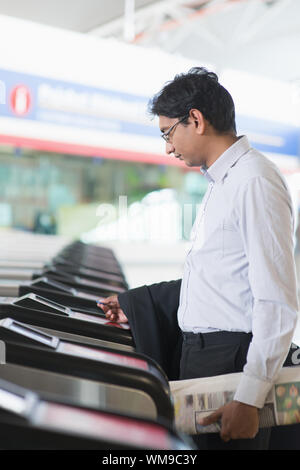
top-left (190, 109), bottom-right (206, 135)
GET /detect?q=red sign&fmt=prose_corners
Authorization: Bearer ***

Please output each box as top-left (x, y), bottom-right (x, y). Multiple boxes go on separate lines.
top-left (59, 342), bottom-right (148, 370)
top-left (10, 85), bottom-right (31, 116)
top-left (38, 402), bottom-right (172, 449)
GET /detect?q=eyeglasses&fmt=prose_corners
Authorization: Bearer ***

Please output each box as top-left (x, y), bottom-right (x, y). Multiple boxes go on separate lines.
top-left (161, 115), bottom-right (189, 143)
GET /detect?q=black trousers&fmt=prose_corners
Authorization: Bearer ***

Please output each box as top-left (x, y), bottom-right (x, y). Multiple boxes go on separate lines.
top-left (179, 330), bottom-right (271, 450)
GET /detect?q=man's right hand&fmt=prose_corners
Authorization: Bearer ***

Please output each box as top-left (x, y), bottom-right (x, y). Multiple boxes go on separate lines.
top-left (99, 295), bottom-right (128, 323)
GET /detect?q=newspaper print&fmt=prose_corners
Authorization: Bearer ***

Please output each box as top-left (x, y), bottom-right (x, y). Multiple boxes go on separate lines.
top-left (173, 390), bottom-right (236, 434)
top-left (275, 381), bottom-right (300, 426)
top-left (170, 367), bottom-right (300, 435)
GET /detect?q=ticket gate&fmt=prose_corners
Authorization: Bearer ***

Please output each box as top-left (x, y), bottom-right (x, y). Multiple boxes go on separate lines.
top-left (0, 265), bottom-right (127, 288)
top-left (37, 265), bottom-right (127, 288)
top-left (48, 260), bottom-right (128, 286)
top-left (52, 252), bottom-right (124, 277)
top-left (58, 242), bottom-right (122, 267)
top-left (0, 379), bottom-right (193, 450)
top-left (48, 241), bottom-right (128, 285)
top-left (33, 270), bottom-right (126, 297)
top-left (0, 238), bottom-right (192, 448)
top-left (0, 293), bottom-right (133, 351)
top-left (60, 240), bottom-right (118, 261)
top-left (0, 271), bottom-right (126, 298)
top-left (59, 241), bottom-right (120, 258)
top-left (0, 238), bottom-right (128, 289)
top-left (0, 275), bottom-right (120, 300)
top-left (58, 253), bottom-right (122, 273)
top-left (0, 318), bottom-right (173, 422)
top-left (62, 241), bottom-right (117, 259)
top-left (0, 277), bottom-right (115, 316)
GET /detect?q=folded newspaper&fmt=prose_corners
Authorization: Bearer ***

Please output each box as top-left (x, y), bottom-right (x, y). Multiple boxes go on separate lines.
top-left (169, 366), bottom-right (300, 434)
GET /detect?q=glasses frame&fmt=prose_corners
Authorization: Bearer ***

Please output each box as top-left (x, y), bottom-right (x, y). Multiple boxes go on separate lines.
top-left (161, 114), bottom-right (189, 143)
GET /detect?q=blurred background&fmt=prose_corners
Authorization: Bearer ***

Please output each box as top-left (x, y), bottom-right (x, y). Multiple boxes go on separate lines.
top-left (0, 0), bottom-right (300, 343)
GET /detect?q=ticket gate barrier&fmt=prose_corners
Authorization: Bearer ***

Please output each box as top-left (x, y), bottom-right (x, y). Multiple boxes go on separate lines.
top-left (0, 265), bottom-right (127, 289)
top-left (33, 270), bottom-right (126, 296)
top-left (63, 241), bottom-right (117, 257)
top-left (0, 276), bottom-right (120, 301)
top-left (0, 378), bottom-right (193, 450)
top-left (0, 277), bottom-right (116, 316)
top-left (39, 265), bottom-right (127, 289)
top-left (0, 293), bottom-right (133, 351)
top-left (48, 259), bottom-right (127, 285)
top-left (58, 252), bottom-right (122, 273)
top-left (58, 244), bottom-right (122, 269)
top-left (0, 236), bottom-right (128, 285)
top-left (51, 245), bottom-right (125, 282)
top-left (59, 240), bottom-right (120, 256)
top-left (52, 254), bottom-right (124, 277)
top-left (0, 318), bottom-right (173, 422)
top-left (0, 269), bottom-right (126, 297)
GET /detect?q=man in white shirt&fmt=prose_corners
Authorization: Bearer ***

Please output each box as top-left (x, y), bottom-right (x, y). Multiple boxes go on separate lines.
top-left (102, 68), bottom-right (299, 449)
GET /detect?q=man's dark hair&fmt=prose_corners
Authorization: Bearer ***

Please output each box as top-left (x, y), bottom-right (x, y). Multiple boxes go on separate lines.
top-left (149, 67), bottom-right (236, 134)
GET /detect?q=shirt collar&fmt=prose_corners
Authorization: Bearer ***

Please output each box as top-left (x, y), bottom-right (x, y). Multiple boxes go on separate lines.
top-left (200, 135), bottom-right (251, 183)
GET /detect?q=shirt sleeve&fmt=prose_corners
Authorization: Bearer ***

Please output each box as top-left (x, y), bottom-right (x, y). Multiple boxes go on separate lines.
top-left (233, 175), bottom-right (299, 408)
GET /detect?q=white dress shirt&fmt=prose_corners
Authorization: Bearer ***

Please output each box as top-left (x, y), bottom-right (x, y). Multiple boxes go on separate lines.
top-left (177, 135), bottom-right (299, 408)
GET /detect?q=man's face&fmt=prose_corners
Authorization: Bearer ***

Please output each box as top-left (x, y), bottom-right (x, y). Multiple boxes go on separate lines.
top-left (159, 115), bottom-right (206, 167)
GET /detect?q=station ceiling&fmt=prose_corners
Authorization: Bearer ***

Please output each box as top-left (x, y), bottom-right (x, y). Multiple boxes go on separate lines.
top-left (0, 0), bottom-right (299, 83)
top-left (0, 0), bottom-right (162, 32)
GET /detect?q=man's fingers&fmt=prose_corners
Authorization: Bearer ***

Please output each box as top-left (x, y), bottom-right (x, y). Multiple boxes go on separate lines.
top-left (105, 308), bottom-right (128, 324)
top-left (98, 301), bottom-right (117, 307)
top-left (198, 408), bottom-right (223, 426)
top-left (106, 314), bottom-right (116, 321)
top-left (100, 296), bottom-right (128, 324)
top-left (199, 408), bottom-right (232, 442)
top-left (105, 309), bottom-right (118, 318)
top-left (98, 295), bottom-right (119, 308)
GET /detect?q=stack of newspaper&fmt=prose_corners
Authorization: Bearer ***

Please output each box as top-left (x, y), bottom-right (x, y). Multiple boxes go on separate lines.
top-left (169, 366), bottom-right (300, 434)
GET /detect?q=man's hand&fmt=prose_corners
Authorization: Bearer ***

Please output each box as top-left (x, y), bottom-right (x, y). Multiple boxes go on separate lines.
top-left (99, 295), bottom-right (128, 323)
top-left (199, 401), bottom-right (259, 441)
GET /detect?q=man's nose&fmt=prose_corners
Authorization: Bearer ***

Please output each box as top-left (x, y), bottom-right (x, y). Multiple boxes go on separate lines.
top-left (166, 141), bottom-right (175, 155)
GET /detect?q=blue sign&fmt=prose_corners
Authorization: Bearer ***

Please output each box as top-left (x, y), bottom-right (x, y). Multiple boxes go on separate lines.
top-left (237, 115), bottom-right (300, 157)
top-left (0, 68), bottom-right (159, 138)
top-left (0, 68), bottom-right (299, 157)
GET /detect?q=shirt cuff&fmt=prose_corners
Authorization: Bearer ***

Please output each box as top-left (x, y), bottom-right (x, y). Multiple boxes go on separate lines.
top-left (233, 373), bottom-right (274, 409)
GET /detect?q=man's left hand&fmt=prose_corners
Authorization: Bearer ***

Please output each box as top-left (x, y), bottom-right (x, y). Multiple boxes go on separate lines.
top-left (198, 400), bottom-right (259, 441)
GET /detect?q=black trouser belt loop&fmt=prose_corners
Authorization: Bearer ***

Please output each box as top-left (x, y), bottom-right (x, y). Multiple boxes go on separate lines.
top-left (182, 331), bottom-right (205, 347)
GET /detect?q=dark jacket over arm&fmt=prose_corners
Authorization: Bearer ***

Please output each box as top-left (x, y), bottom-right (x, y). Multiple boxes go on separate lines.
top-left (118, 279), bottom-right (182, 380)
